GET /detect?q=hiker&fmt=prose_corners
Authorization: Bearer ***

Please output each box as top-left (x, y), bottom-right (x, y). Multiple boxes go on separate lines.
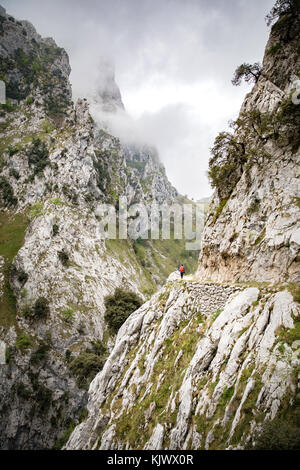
top-left (179, 264), bottom-right (185, 279)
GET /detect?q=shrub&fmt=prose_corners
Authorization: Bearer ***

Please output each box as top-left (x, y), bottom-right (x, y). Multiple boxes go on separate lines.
top-left (26, 96), bottom-right (34, 106)
top-left (0, 177), bottom-right (17, 206)
top-left (248, 416), bottom-right (300, 450)
top-left (15, 332), bottom-right (33, 352)
top-left (69, 351), bottom-right (105, 389)
top-left (15, 382), bottom-right (31, 399)
top-left (248, 195), bottom-right (261, 214)
top-left (62, 308), bottom-right (74, 323)
top-left (58, 249), bottom-right (69, 267)
top-left (0, 100), bottom-right (17, 113)
top-left (53, 420), bottom-right (76, 450)
top-left (27, 137), bottom-right (49, 175)
top-left (30, 340), bottom-right (50, 365)
top-left (32, 297), bottom-right (50, 319)
top-left (10, 264), bottom-right (28, 285)
top-left (9, 168), bottom-right (20, 180)
top-left (208, 132), bottom-right (246, 199)
top-left (52, 223), bottom-right (59, 236)
top-left (104, 288), bottom-right (143, 333)
top-left (29, 202), bottom-right (44, 217)
top-left (8, 145), bottom-right (19, 156)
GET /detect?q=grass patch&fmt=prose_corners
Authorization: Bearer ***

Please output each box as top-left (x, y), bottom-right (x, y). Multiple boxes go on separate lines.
top-left (49, 197), bottom-right (65, 206)
top-left (277, 319), bottom-right (300, 346)
top-left (29, 202), bottom-right (44, 217)
top-left (15, 332), bottom-right (33, 352)
top-left (62, 307), bottom-right (74, 323)
top-left (0, 212), bottom-right (28, 328)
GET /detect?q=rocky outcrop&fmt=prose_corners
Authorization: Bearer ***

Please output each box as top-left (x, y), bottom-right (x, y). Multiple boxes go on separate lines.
top-left (197, 9), bottom-right (300, 284)
top-left (66, 280), bottom-right (299, 450)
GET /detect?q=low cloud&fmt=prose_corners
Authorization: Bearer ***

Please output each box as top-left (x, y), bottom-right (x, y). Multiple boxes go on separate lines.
top-left (2, 0), bottom-right (275, 198)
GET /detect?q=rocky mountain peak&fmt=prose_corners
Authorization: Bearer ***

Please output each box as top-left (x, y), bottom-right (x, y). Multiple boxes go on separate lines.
top-left (90, 57), bottom-right (125, 114)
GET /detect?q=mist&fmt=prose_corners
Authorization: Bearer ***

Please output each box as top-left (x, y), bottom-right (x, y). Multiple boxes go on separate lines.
top-left (2, 0), bottom-right (275, 199)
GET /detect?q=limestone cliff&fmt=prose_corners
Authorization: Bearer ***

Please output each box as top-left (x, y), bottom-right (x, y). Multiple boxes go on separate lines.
top-left (197, 8), bottom-right (300, 284)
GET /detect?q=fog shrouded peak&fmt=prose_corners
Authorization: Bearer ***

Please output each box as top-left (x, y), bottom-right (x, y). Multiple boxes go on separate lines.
top-left (89, 57), bottom-right (125, 114)
top-left (88, 57), bottom-right (164, 155)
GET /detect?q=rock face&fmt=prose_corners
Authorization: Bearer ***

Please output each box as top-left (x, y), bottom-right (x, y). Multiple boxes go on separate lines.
top-left (66, 281), bottom-right (299, 450)
top-left (197, 9), bottom-right (300, 284)
top-left (66, 8), bottom-right (300, 451)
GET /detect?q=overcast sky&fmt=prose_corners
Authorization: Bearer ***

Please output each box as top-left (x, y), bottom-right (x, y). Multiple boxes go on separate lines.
top-left (2, 0), bottom-right (275, 199)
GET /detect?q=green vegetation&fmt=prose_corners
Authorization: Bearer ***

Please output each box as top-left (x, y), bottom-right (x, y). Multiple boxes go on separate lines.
top-left (40, 119), bottom-right (54, 134)
top-left (127, 159), bottom-right (146, 173)
top-left (254, 228), bottom-right (266, 246)
top-left (133, 235), bottom-right (199, 284)
top-left (27, 137), bottom-right (49, 175)
top-left (0, 99), bottom-right (17, 113)
top-left (291, 196), bottom-right (300, 209)
top-left (231, 62), bottom-right (262, 86)
top-left (111, 313), bottom-right (203, 448)
top-left (9, 168), bottom-right (20, 180)
top-left (0, 177), bottom-right (17, 206)
top-left (10, 264), bottom-right (28, 285)
top-left (0, 41), bottom-right (72, 118)
top-left (52, 223), bottom-right (59, 236)
top-left (286, 283), bottom-right (300, 303)
top-left (29, 202), bottom-right (44, 217)
top-left (211, 198), bottom-right (229, 224)
top-left (62, 308), bottom-right (74, 323)
top-left (15, 332), bottom-right (33, 352)
top-left (93, 152), bottom-right (111, 193)
top-left (104, 288), bottom-right (143, 334)
top-left (53, 420), bottom-right (76, 450)
top-left (247, 392), bottom-right (300, 450)
top-left (25, 96), bottom-right (34, 106)
top-left (208, 131), bottom-right (246, 200)
top-left (49, 197), bottom-right (65, 206)
top-left (211, 308), bottom-right (223, 321)
top-left (68, 342), bottom-right (107, 389)
top-left (277, 318), bottom-right (300, 345)
top-left (248, 195), bottom-right (261, 214)
top-left (32, 297), bottom-right (50, 319)
top-left (30, 339), bottom-right (51, 365)
top-left (0, 212), bottom-right (28, 327)
top-left (58, 249), bottom-right (70, 267)
top-left (28, 370), bottom-right (53, 415)
top-left (265, 0), bottom-right (300, 27)
top-left (266, 42), bottom-right (283, 55)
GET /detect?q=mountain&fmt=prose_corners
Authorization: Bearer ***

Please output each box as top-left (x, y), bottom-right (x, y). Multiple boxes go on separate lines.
top-left (0, 5), bottom-right (199, 449)
top-left (66, 6), bottom-right (300, 450)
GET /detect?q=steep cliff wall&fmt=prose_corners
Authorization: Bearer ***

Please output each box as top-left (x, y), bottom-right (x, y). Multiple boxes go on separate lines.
top-left (196, 9), bottom-right (300, 284)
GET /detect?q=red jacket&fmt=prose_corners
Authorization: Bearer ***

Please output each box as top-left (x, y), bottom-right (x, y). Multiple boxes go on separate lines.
top-left (180, 265), bottom-right (185, 273)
